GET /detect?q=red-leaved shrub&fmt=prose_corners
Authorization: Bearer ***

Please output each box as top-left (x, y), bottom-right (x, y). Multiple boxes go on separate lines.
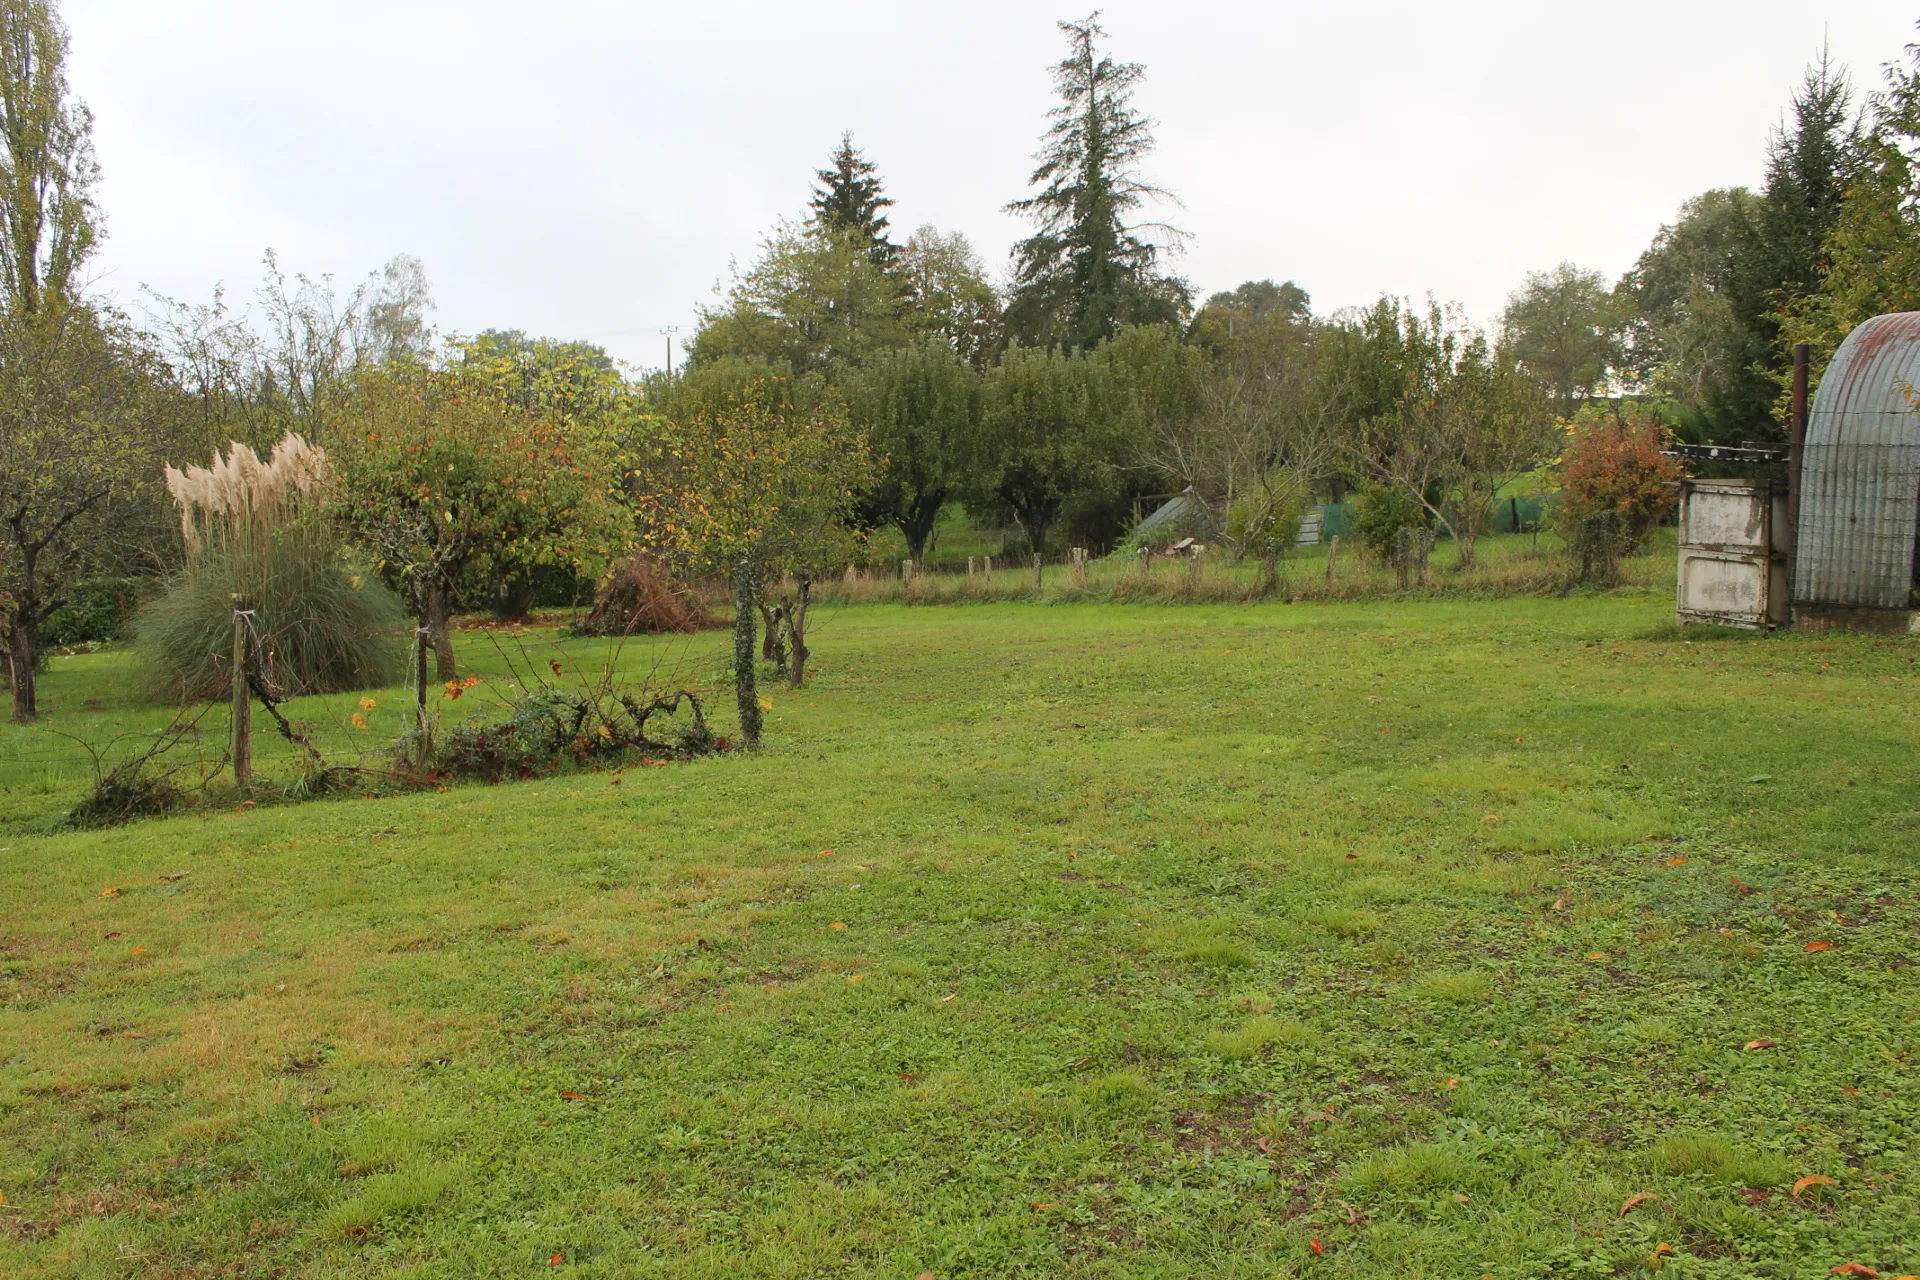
top-left (1559, 411), bottom-right (1683, 546)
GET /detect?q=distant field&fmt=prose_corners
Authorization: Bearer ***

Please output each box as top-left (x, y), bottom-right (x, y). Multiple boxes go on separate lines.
top-left (2, 589), bottom-right (1917, 1278)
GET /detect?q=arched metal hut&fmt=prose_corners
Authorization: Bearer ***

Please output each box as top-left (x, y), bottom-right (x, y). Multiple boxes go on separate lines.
top-left (1793, 312), bottom-right (1920, 631)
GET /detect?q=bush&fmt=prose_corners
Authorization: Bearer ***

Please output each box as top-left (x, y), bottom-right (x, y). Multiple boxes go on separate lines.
top-left (41, 578), bottom-right (143, 646)
top-left (432, 685), bottom-right (718, 783)
top-left (1225, 471), bottom-right (1307, 559)
top-left (1559, 408), bottom-right (1683, 548)
top-left (1348, 483), bottom-right (1432, 558)
top-left (135, 525), bottom-right (409, 702)
top-left (573, 557), bottom-right (714, 636)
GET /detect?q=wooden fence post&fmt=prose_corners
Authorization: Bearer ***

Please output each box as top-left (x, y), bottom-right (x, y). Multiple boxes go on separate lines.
top-left (1187, 545), bottom-right (1204, 590)
top-left (967, 556), bottom-right (976, 588)
top-left (984, 555), bottom-right (993, 589)
top-left (1325, 535), bottom-right (1340, 587)
top-left (230, 597), bottom-right (251, 794)
top-left (902, 559), bottom-right (913, 589)
top-left (414, 624), bottom-right (429, 736)
top-left (1032, 553), bottom-right (1042, 589)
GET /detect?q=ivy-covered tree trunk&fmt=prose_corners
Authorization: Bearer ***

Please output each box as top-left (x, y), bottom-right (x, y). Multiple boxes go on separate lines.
top-left (733, 562), bottom-right (761, 748)
top-left (425, 583), bottom-right (457, 682)
top-left (788, 576), bottom-right (812, 688)
top-left (7, 607), bottom-right (37, 723)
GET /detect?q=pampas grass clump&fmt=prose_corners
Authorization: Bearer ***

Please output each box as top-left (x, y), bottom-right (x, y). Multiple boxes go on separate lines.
top-left (141, 434), bottom-right (408, 702)
top-left (135, 526), bottom-right (408, 702)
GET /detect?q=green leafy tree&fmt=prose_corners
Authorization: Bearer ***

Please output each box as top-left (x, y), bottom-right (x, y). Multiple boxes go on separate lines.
top-left (1188, 279), bottom-right (1310, 354)
top-left (846, 340), bottom-right (983, 565)
top-left (0, 308), bottom-right (168, 720)
top-left (897, 226), bottom-right (1001, 366)
top-left (970, 344), bottom-right (1122, 553)
top-left (327, 366), bottom-right (622, 680)
top-left (1500, 262), bottom-right (1616, 416)
top-left (1614, 189), bottom-right (1774, 440)
top-left (689, 222), bottom-right (908, 373)
top-left (1003, 14), bottom-right (1190, 350)
top-left (810, 132), bottom-right (896, 267)
top-left (0, 0), bottom-right (174, 721)
top-left (1782, 42), bottom-right (1920, 386)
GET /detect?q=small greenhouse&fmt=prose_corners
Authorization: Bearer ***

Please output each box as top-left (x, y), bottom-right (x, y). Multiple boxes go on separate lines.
top-left (1793, 311), bottom-right (1920, 630)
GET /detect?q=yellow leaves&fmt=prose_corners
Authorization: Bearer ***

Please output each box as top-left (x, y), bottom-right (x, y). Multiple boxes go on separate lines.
top-left (358, 697), bottom-right (376, 712)
top-left (349, 713), bottom-right (367, 730)
top-left (1830, 1266), bottom-right (1880, 1278)
top-left (99, 886), bottom-right (119, 898)
top-left (1793, 1174), bottom-right (1835, 1199)
top-left (758, 697), bottom-right (773, 714)
top-left (829, 921), bottom-right (848, 931)
top-left (1664, 856), bottom-right (1687, 867)
top-left (1804, 939), bottom-right (1835, 953)
top-left (1619, 1191), bottom-right (1657, 1216)
top-left (1743, 1038), bottom-right (1777, 1051)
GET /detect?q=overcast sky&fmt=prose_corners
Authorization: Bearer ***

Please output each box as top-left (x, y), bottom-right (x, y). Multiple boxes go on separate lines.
top-left (65, 0), bottom-right (1920, 372)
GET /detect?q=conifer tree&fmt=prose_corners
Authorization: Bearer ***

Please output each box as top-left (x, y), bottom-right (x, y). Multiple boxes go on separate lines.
top-left (1004, 13), bottom-right (1188, 351)
top-left (810, 132), bottom-right (896, 267)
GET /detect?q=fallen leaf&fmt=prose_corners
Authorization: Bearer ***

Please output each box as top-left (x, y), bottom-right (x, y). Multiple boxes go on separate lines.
top-left (550, 1252), bottom-right (564, 1267)
top-left (1732, 877), bottom-right (1755, 898)
top-left (1744, 1038), bottom-right (1777, 1051)
top-left (939, 993), bottom-right (956, 1002)
top-left (1719, 927), bottom-right (1734, 936)
top-left (1345, 852), bottom-right (1358, 861)
top-left (1793, 1174), bottom-right (1835, 1198)
top-left (1805, 939), bottom-right (1835, 953)
top-left (1620, 1192), bottom-right (1658, 1216)
top-left (1843, 1086), bottom-right (1859, 1096)
top-left (1481, 813), bottom-right (1501, 824)
top-left (1739, 1188), bottom-right (1771, 1204)
top-left (917, 1274), bottom-right (936, 1280)
top-left (311, 1113), bottom-right (320, 1129)
top-left (1587, 951), bottom-right (1610, 961)
top-left (1453, 1192), bottom-right (1471, 1203)
top-left (1551, 898), bottom-right (1567, 911)
top-left (559, 1090), bottom-right (588, 1101)
top-left (818, 849), bottom-right (835, 858)
top-left (1032, 1201), bottom-right (1057, 1211)
top-left (829, 922), bottom-right (848, 931)
top-left (100, 886), bottom-right (120, 898)
top-left (1309, 1238), bottom-right (1325, 1256)
top-left (1444, 1077), bottom-right (1459, 1089)
top-left (1665, 856), bottom-right (1687, 866)
top-left (130, 946), bottom-right (146, 956)
top-left (846, 974), bottom-right (863, 984)
top-left (1829, 1266), bottom-right (1879, 1278)
top-left (1651, 1243), bottom-right (1675, 1259)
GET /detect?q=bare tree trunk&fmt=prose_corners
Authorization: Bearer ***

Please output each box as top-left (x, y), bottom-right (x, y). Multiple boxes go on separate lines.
top-left (788, 576), bottom-right (811, 688)
top-left (733, 563), bottom-right (761, 749)
top-left (426, 584), bottom-right (457, 682)
top-left (7, 617), bottom-right (35, 723)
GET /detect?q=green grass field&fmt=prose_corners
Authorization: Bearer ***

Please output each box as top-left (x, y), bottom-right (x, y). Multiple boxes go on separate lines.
top-left (2, 586), bottom-right (1918, 1278)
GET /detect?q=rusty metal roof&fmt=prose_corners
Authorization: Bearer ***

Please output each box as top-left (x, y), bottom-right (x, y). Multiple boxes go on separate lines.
top-left (1793, 312), bottom-right (1920, 609)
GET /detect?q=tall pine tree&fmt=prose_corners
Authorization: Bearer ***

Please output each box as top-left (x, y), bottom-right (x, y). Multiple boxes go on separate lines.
top-left (1003, 13), bottom-right (1188, 351)
top-left (810, 132), bottom-right (896, 267)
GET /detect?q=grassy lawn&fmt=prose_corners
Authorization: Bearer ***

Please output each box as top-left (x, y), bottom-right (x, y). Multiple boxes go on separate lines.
top-left (2, 588), bottom-right (1918, 1277)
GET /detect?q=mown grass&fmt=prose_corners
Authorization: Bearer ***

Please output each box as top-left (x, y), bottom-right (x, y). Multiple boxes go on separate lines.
top-left (2, 586), bottom-right (1918, 1278)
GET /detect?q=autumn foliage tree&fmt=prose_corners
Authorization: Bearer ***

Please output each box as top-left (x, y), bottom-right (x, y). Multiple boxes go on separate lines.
top-left (1558, 407), bottom-right (1683, 547)
top-left (327, 365), bottom-right (622, 679)
top-left (628, 377), bottom-right (867, 734)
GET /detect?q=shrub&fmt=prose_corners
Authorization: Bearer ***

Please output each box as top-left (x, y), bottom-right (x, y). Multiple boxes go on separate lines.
top-left (573, 556), bottom-right (714, 636)
top-left (1225, 469), bottom-right (1307, 559)
top-left (1348, 483), bottom-right (1432, 558)
top-left (41, 577), bottom-right (143, 646)
top-left (135, 526), bottom-right (409, 702)
top-left (1559, 409), bottom-right (1683, 548)
top-left (431, 685), bottom-right (718, 783)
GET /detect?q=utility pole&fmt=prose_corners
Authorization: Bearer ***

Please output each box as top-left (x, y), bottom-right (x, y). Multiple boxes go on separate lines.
top-left (660, 325), bottom-right (680, 381)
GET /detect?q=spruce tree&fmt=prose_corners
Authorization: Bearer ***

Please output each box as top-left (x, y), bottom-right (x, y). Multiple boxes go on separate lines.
top-left (810, 132), bottom-right (896, 266)
top-left (1004, 13), bottom-right (1188, 351)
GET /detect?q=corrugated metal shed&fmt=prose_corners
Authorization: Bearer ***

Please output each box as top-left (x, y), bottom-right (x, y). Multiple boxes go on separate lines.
top-left (1793, 312), bottom-right (1920, 610)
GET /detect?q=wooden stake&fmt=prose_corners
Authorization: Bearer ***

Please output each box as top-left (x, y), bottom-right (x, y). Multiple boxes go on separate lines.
top-left (967, 555), bottom-right (975, 588)
top-left (230, 597), bottom-right (251, 794)
top-left (1032, 553), bottom-right (1042, 589)
top-left (1325, 535), bottom-right (1340, 587)
top-left (984, 555), bottom-right (992, 588)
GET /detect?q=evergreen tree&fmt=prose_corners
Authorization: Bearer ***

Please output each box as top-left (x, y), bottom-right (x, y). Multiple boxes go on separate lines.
top-left (810, 132), bottom-right (896, 267)
top-left (1003, 14), bottom-right (1189, 351)
top-left (1753, 50), bottom-right (1855, 318)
